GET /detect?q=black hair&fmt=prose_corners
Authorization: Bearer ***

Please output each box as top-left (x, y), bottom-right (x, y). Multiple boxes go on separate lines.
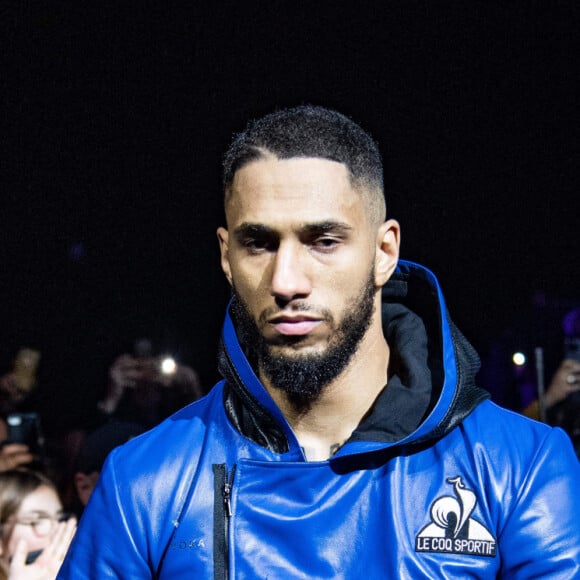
top-left (223, 105), bottom-right (385, 220)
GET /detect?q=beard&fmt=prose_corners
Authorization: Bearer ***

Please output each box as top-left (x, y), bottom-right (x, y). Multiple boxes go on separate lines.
top-left (230, 265), bottom-right (377, 408)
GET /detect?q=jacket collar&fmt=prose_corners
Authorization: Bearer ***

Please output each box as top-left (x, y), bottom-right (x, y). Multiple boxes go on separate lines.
top-left (218, 259), bottom-right (489, 456)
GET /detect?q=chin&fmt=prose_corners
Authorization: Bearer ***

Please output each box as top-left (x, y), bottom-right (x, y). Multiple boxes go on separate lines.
top-left (268, 341), bottom-right (327, 358)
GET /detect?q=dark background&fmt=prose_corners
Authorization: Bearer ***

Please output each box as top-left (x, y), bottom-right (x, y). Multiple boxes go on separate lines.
top-left (2, 2), bottom-right (579, 430)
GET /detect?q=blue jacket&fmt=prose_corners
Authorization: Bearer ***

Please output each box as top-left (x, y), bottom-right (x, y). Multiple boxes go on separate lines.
top-left (59, 261), bottom-right (580, 578)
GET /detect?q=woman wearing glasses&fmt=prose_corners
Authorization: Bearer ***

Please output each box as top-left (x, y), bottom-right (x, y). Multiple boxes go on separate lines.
top-left (0, 470), bottom-right (76, 580)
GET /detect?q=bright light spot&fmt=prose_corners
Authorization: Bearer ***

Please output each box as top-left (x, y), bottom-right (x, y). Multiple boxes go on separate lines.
top-left (160, 357), bottom-right (177, 375)
top-left (512, 352), bottom-right (526, 366)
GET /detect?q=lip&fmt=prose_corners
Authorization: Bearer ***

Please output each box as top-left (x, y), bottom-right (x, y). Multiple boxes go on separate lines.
top-left (269, 315), bottom-right (322, 336)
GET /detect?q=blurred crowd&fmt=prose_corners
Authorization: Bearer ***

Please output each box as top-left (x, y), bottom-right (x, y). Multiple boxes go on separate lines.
top-left (0, 339), bottom-right (204, 578)
top-left (479, 305), bottom-right (580, 458)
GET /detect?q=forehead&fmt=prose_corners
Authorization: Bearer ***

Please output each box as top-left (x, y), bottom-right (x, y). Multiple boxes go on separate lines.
top-left (18, 485), bottom-right (61, 515)
top-left (225, 157), bottom-right (367, 227)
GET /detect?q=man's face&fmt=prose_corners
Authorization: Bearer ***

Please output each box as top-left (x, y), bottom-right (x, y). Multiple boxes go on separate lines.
top-left (229, 266), bottom-right (376, 402)
top-left (217, 157), bottom-right (398, 398)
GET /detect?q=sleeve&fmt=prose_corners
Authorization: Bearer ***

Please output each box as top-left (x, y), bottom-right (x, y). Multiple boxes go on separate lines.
top-left (57, 449), bottom-right (153, 579)
top-left (499, 427), bottom-right (580, 578)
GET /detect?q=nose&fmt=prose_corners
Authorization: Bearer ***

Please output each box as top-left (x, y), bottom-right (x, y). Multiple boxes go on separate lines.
top-left (270, 242), bottom-right (312, 302)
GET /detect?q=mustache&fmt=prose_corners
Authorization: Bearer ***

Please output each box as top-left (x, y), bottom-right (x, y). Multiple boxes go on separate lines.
top-left (258, 303), bottom-right (333, 325)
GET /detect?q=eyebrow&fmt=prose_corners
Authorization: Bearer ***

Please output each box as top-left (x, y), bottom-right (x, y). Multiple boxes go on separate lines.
top-left (300, 221), bottom-right (354, 235)
top-left (233, 220), bottom-right (354, 240)
top-left (233, 223), bottom-right (274, 240)
top-left (17, 511), bottom-right (55, 518)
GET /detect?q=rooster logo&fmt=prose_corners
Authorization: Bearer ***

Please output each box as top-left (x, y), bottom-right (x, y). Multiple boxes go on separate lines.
top-left (416, 476), bottom-right (496, 557)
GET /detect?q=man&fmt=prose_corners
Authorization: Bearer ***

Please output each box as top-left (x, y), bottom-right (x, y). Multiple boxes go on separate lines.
top-left (59, 106), bottom-right (580, 578)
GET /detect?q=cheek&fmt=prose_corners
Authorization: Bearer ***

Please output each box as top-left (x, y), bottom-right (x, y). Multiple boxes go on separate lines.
top-left (232, 265), bottom-right (269, 302)
top-left (325, 261), bottom-right (371, 296)
top-left (230, 255), bottom-right (266, 285)
top-left (7, 527), bottom-right (50, 556)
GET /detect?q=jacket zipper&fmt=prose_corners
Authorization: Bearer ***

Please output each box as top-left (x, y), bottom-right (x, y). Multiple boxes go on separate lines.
top-left (213, 463), bottom-right (236, 580)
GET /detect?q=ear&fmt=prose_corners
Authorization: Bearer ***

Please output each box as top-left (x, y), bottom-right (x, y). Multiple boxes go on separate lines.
top-left (216, 227), bottom-right (233, 286)
top-left (374, 219), bottom-right (400, 287)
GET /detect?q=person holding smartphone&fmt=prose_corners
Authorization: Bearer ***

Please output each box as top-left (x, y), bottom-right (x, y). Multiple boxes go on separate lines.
top-left (0, 445), bottom-right (34, 473)
top-left (546, 308), bottom-right (580, 457)
top-left (0, 350), bottom-right (45, 473)
top-left (0, 350), bottom-right (41, 418)
top-left (97, 341), bottom-right (203, 430)
top-left (523, 307), bottom-right (580, 456)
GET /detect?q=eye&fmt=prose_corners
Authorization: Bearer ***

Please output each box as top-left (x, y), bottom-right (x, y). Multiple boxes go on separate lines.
top-left (311, 236), bottom-right (341, 252)
top-left (241, 237), bottom-right (274, 253)
top-left (315, 237), bottom-right (338, 246)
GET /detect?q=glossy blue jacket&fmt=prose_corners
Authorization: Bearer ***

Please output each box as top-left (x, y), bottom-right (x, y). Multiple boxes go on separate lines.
top-left (58, 261), bottom-right (580, 579)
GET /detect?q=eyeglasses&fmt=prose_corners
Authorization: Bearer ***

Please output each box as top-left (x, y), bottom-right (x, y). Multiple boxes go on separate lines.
top-left (12, 513), bottom-right (72, 536)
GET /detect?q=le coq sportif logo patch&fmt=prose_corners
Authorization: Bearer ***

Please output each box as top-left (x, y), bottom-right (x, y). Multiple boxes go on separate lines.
top-left (415, 476), bottom-right (496, 557)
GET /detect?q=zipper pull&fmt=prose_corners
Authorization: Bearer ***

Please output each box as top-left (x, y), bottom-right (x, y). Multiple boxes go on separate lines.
top-left (223, 465), bottom-right (236, 518)
top-left (223, 481), bottom-right (232, 517)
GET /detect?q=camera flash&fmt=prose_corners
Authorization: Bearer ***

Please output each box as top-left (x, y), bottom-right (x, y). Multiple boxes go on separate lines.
top-left (161, 357), bottom-right (177, 375)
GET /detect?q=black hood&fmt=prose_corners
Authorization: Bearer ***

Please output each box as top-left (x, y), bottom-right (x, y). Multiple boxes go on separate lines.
top-left (218, 260), bottom-right (489, 455)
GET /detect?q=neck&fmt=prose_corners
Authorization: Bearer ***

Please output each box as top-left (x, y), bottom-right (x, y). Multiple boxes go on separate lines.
top-left (263, 320), bottom-right (390, 461)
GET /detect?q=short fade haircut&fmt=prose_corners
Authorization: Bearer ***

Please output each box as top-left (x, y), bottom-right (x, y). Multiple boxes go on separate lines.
top-left (223, 105), bottom-right (386, 224)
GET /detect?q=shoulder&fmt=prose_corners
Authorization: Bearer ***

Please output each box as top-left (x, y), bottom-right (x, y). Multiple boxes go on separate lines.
top-left (464, 398), bottom-right (570, 445)
top-left (460, 399), bottom-right (579, 479)
top-left (466, 398), bottom-right (561, 438)
top-left (464, 402), bottom-right (580, 573)
top-left (107, 383), bottom-right (227, 480)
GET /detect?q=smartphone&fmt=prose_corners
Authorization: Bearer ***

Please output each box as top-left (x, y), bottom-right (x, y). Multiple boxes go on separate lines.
top-left (564, 337), bottom-right (580, 362)
top-left (25, 549), bottom-right (43, 565)
top-left (6, 413), bottom-right (44, 454)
